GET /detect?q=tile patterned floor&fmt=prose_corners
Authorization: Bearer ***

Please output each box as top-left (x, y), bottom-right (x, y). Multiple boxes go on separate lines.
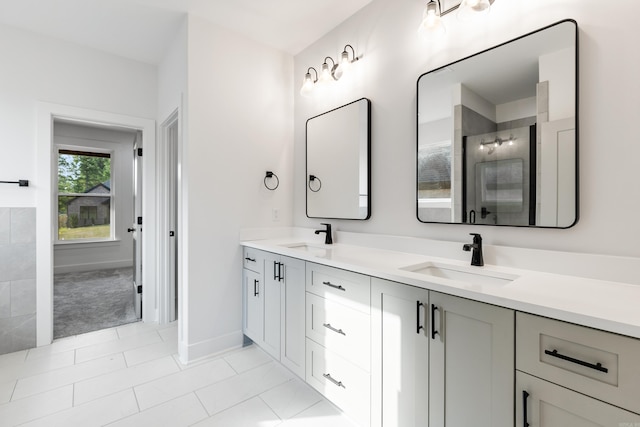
top-left (0, 322), bottom-right (359, 426)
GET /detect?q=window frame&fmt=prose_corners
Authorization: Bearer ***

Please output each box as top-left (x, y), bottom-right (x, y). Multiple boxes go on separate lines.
top-left (55, 145), bottom-right (116, 245)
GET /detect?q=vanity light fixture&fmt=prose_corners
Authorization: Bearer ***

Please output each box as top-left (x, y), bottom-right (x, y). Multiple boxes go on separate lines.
top-left (299, 45), bottom-right (361, 97)
top-left (419, 0), bottom-right (496, 37)
top-left (479, 135), bottom-right (515, 153)
top-left (300, 67), bottom-right (318, 98)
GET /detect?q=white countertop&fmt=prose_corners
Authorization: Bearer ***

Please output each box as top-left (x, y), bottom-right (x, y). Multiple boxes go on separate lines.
top-left (242, 237), bottom-right (640, 340)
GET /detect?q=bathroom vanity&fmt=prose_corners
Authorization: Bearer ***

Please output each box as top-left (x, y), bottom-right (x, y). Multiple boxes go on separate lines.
top-left (241, 235), bottom-right (640, 427)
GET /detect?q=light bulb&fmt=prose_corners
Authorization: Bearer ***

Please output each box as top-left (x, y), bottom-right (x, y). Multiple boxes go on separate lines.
top-left (418, 1), bottom-right (445, 39)
top-left (479, 144), bottom-right (484, 150)
top-left (334, 51), bottom-right (351, 80)
top-left (494, 141), bottom-right (499, 148)
top-left (458, 0), bottom-right (491, 20)
top-left (300, 72), bottom-right (315, 97)
top-left (318, 62), bottom-right (334, 87)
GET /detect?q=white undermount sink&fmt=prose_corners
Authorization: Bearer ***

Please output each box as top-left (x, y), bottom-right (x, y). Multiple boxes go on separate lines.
top-left (401, 262), bottom-right (519, 286)
top-left (280, 242), bottom-right (331, 258)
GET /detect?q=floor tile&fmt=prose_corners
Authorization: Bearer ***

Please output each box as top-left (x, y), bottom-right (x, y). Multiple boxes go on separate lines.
top-left (193, 396), bottom-right (281, 427)
top-left (19, 388), bottom-right (138, 427)
top-left (115, 321), bottom-right (174, 339)
top-left (106, 393), bottom-right (207, 427)
top-left (26, 328), bottom-right (119, 360)
top-left (123, 339), bottom-right (177, 367)
top-left (75, 330), bottom-right (162, 363)
top-left (223, 344), bottom-right (273, 373)
top-left (0, 385), bottom-right (73, 427)
top-left (0, 380), bottom-right (15, 404)
top-left (260, 378), bottom-right (323, 420)
top-left (135, 357), bottom-right (236, 410)
top-left (0, 349), bottom-right (27, 365)
top-left (74, 355), bottom-right (179, 405)
top-left (0, 350), bottom-right (75, 384)
top-left (196, 360), bottom-right (293, 416)
top-left (12, 353), bottom-right (126, 400)
top-left (278, 400), bottom-right (360, 427)
top-left (158, 325), bottom-right (178, 342)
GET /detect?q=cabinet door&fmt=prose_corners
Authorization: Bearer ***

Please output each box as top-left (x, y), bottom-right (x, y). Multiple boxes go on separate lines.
top-left (429, 291), bottom-right (514, 427)
top-left (371, 278), bottom-right (429, 427)
top-left (280, 256), bottom-right (305, 378)
top-left (262, 253), bottom-right (281, 359)
top-left (243, 269), bottom-right (263, 344)
top-left (516, 371), bottom-right (640, 426)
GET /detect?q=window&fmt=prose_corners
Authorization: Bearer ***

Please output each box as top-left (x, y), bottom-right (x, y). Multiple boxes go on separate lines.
top-left (57, 149), bottom-right (113, 242)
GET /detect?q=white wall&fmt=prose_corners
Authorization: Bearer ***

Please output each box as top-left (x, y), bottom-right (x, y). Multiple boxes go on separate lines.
top-left (0, 23), bottom-right (157, 208)
top-left (53, 122), bottom-right (136, 273)
top-left (293, 0), bottom-right (640, 259)
top-left (181, 15), bottom-right (294, 360)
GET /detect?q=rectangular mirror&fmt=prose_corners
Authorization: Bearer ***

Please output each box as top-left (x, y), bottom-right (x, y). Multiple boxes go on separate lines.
top-left (306, 98), bottom-right (371, 220)
top-left (417, 20), bottom-right (578, 228)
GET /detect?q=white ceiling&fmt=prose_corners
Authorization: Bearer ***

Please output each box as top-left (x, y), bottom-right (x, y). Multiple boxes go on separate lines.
top-left (0, 0), bottom-right (372, 64)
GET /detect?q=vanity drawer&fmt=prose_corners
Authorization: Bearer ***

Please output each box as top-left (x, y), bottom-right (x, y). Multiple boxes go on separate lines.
top-left (516, 312), bottom-right (640, 413)
top-left (306, 263), bottom-right (370, 313)
top-left (306, 338), bottom-right (370, 426)
top-left (243, 247), bottom-right (264, 273)
top-left (306, 293), bottom-right (370, 371)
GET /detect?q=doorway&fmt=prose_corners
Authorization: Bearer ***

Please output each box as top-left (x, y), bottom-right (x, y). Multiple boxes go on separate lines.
top-left (36, 103), bottom-right (157, 347)
top-left (52, 120), bottom-right (140, 338)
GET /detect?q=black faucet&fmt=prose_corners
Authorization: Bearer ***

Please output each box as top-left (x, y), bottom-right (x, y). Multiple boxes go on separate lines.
top-left (314, 223), bottom-right (333, 245)
top-left (462, 233), bottom-right (484, 266)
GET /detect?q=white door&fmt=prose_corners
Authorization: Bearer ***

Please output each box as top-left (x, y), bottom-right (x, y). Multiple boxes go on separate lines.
top-left (131, 132), bottom-right (143, 319)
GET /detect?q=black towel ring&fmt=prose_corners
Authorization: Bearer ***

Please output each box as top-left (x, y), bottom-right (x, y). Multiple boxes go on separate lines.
top-left (308, 175), bottom-right (322, 192)
top-left (264, 171), bottom-right (279, 191)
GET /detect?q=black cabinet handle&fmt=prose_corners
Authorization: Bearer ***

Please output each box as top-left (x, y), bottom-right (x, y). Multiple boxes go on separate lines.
top-left (323, 373), bottom-right (346, 389)
top-left (127, 227), bottom-right (136, 233)
top-left (253, 279), bottom-right (259, 297)
top-left (522, 390), bottom-right (530, 427)
top-left (278, 262), bottom-right (284, 282)
top-left (273, 261), bottom-right (278, 281)
top-left (416, 301), bottom-right (424, 334)
top-left (244, 257), bottom-right (256, 263)
top-left (431, 304), bottom-right (439, 339)
top-left (323, 323), bottom-right (346, 336)
top-left (544, 349), bottom-right (608, 373)
top-left (322, 281), bottom-right (346, 291)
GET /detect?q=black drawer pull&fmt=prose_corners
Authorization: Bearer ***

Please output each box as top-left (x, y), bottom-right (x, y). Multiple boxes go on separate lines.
top-left (323, 373), bottom-right (346, 388)
top-left (416, 301), bottom-right (424, 334)
top-left (322, 281), bottom-right (346, 291)
top-left (544, 349), bottom-right (608, 373)
top-left (323, 323), bottom-right (346, 336)
top-left (244, 257), bottom-right (256, 262)
top-left (522, 390), bottom-right (530, 427)
top-left (253, 279), bottom-right (259, 297)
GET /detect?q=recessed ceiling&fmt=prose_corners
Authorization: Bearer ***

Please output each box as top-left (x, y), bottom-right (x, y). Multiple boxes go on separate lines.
top-left (0, 0), bottom-right (372, 64)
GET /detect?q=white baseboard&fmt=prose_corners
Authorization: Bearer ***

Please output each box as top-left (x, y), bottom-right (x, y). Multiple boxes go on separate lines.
top-left (178, 330), bottom-right (244, 365)
top-left (54, 260), bottom-right (133, 274)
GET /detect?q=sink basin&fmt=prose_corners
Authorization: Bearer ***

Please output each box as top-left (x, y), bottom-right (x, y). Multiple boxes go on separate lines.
top-left (281, 243), bottom-right (331, 258)
top-left (401, 262), bottom-right (519, 286)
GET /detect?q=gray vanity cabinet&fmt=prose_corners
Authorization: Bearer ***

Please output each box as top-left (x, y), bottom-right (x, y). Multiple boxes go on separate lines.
top-left (429, 291), bottom-right (514, 427)
top-left (242, 247), bottom-right (265, 345)
top-left (371, 278), bottom-right (430, 427)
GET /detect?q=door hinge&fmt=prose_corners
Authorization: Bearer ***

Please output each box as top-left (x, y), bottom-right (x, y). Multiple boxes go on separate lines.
top-left (137, 285), bottom-right (142, 294)
top-left (137, 148), bottom-right (143, 156)
top-left (137, 216), bottom-right (142, 225)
